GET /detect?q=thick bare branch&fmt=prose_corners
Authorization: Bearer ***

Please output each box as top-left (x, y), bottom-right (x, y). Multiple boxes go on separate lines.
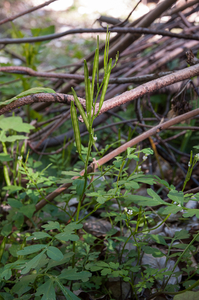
top-left (85, 63), bottom-right (199, 118)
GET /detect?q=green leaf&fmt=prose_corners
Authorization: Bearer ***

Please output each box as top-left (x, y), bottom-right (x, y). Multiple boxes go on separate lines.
top-left (172, 244), bottom-right (195, 250)
top-left (125, 194), bottom-right (167, 207)
top-left (0, 134), bottom-right (28, 142)
top-left (47, 246), bottom-right (64, 261)
top-left (58, 268), bottom-right (91, 282)
top-left (9, 243), bottom-right (21, 257)
top-left (17, 244), bottom-right (46, 255)
top-left (0, 268), bottom-right (12, 280)
top-left (133, 175), bottom-right (155, 185)
top-left (0, 116), bottom-right (34, 132)
top-left (21, 251), bottom-right (46, 274)
top-left (56, 280), bottom-right (81, 300)
top-left (125, 182), bottom-right (140, 190)
top-left (0, 87), bottom-right (55, 107)
top-left (168, 190), bottom-right (184, 205)
top-left (162, 205), bottom-right (182, 215)
top-left (147, 189), bottom-right (167, 206)
top-left (149, 234), bottom-right (167, 246)
top-left (85, 261), bottom-right (111, 272)
top-left (96, 196), bottom-right (107, 204)
top-left (7, 198), bottom-right (23, 208)
top-left (42, 221), bottom-right (60, 231)
top-left (101, 268), bottom-right (112, 275)
top-left (183, 209), bottom-right (199, 218)
top-left (55, 222), bottom-right (82, 242)
top-left (1, 223), bottom-right (12, 237)
top-left (46, 252), bottom-right (74, 271)
top-left (19, 204), bottom-right (35, 218)
top-left (142, 246), bottom-right (164, 257)
top-left (62, 171), bottom-right (81, 176)
top-left (174, 291), bottom-right (199, 300)
top-left (64, 222), bottom-right (83, 231)
top-left (73, 179), bottom-right (85, 196)
top-left (35, 278), bottom-right (56, 300)
top-left (26, 232), bottom-right (51, 241)
top-left (109, 262), bottom-right (119, 269)
top-left (0, 154), bottom-right (12, 162)
top-left (55, 232), bottom-right (79, 242)
top-left (174, 229), bottom-right (190, 240)
top-left (12, 274), bottom-right (37, 297)
top-left (2, 185), bottom-right (23, 193)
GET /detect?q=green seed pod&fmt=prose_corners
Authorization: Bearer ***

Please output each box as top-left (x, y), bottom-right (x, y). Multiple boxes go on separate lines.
top-left (70, 101), bottom-right (81, 156)
top-left (71, 88), bottom-right (89, 131)
top-left (98, 58), bottom-right (112, 113)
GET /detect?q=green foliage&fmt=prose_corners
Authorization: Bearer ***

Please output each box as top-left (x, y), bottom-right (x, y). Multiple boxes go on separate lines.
top-left (1, 32), bottom-right (199, 300)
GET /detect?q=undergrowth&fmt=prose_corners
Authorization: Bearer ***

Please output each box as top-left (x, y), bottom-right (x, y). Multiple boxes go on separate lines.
top-left (0, 32), bottom-right (199, 300)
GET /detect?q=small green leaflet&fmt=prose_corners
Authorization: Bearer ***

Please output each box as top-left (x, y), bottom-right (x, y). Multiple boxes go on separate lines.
top-left (55, 280), bottom-right (81, 300)
top-left (46, 252), bottom-right (74, 272)
top-left (168, 190), bottom-right (184, 206)
top-left (173, 290), bottom-right (199, 300)
top-left (20, 251), bottom-right (46, 274)
top-left (1, 223), bottom-right (12, 237)
top-left (147, 189), bottom-right (168, 206)
top-left (62, 171), bottom-right (81, 176)
top-left (183, 209), bottom-right (199, 218)
top-left (125, 182), bottom-right (140, 190)
top-left (35, 278), bottom-right (56, 299)
top-left (2, 185), bottom-right (23, 193)
top-left (12, 274), bottom-right (37, 297)
top-left (0, 269), bottom-right (12, 280)
top-left (26, 232), bottom-right (51, 241)
top-left (42, 221), bottom-right (60, 231)
top-left (0, 154), bottom-right (12, 162)
top-left (142, 246), bottom-right (164, 257)
top-left (7, 198), bottom-right (23, 209)
top-left (17, 244), bottom-right (46, 255)
top-left (73, 178), bottom-right (85, 196)
top-left (125, 192), bottom-right (169, 207)
top-left (149, 234), bottom-right (167, 246)
top-left (47, 246), bottom-right (63, 261)
top-left (58, 268), bottom-right (91, 282)
top-left (0, 116), bottom-right (34, 132)
top-left (162, 205), bottom-right (182, 215)
top-left (0, 133), bottom-right (28, 142)
top-left (101, 268), bottom-right (112, 275)
top-left (55, 222), bottom-right (82, 242)
top-left (0, 87), bottom-right (55, 107)
top-left (19, 204), bottom-right (35, 218)
top-left (174, 229), bottom-right (190, 240)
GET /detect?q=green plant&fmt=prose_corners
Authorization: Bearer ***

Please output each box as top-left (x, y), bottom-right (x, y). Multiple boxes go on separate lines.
top-left (1, 33), bottom-right (199, 300)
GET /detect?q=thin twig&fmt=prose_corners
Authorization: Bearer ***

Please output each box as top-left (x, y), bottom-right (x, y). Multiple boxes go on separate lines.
top-left (1, 26), bottom-right (199, 45)
top-left (0, 0), bottom-right (57, 25)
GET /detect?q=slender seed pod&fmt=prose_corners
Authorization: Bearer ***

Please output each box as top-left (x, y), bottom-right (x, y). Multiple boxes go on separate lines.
top-left (84, 60), bottom-right (92, 118)
top-left (2, 141), bottom-right (11, 186)
top-left (98, 58), bottom-right (112, 113)
top-left (0, 237), bottom-right (6, 261)
top-left (71, 88), bottom-right (89, 131)
top-left (92, 46), bottom-right (99, 98)
top-left (70, 101), bottom-right (82, 156)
